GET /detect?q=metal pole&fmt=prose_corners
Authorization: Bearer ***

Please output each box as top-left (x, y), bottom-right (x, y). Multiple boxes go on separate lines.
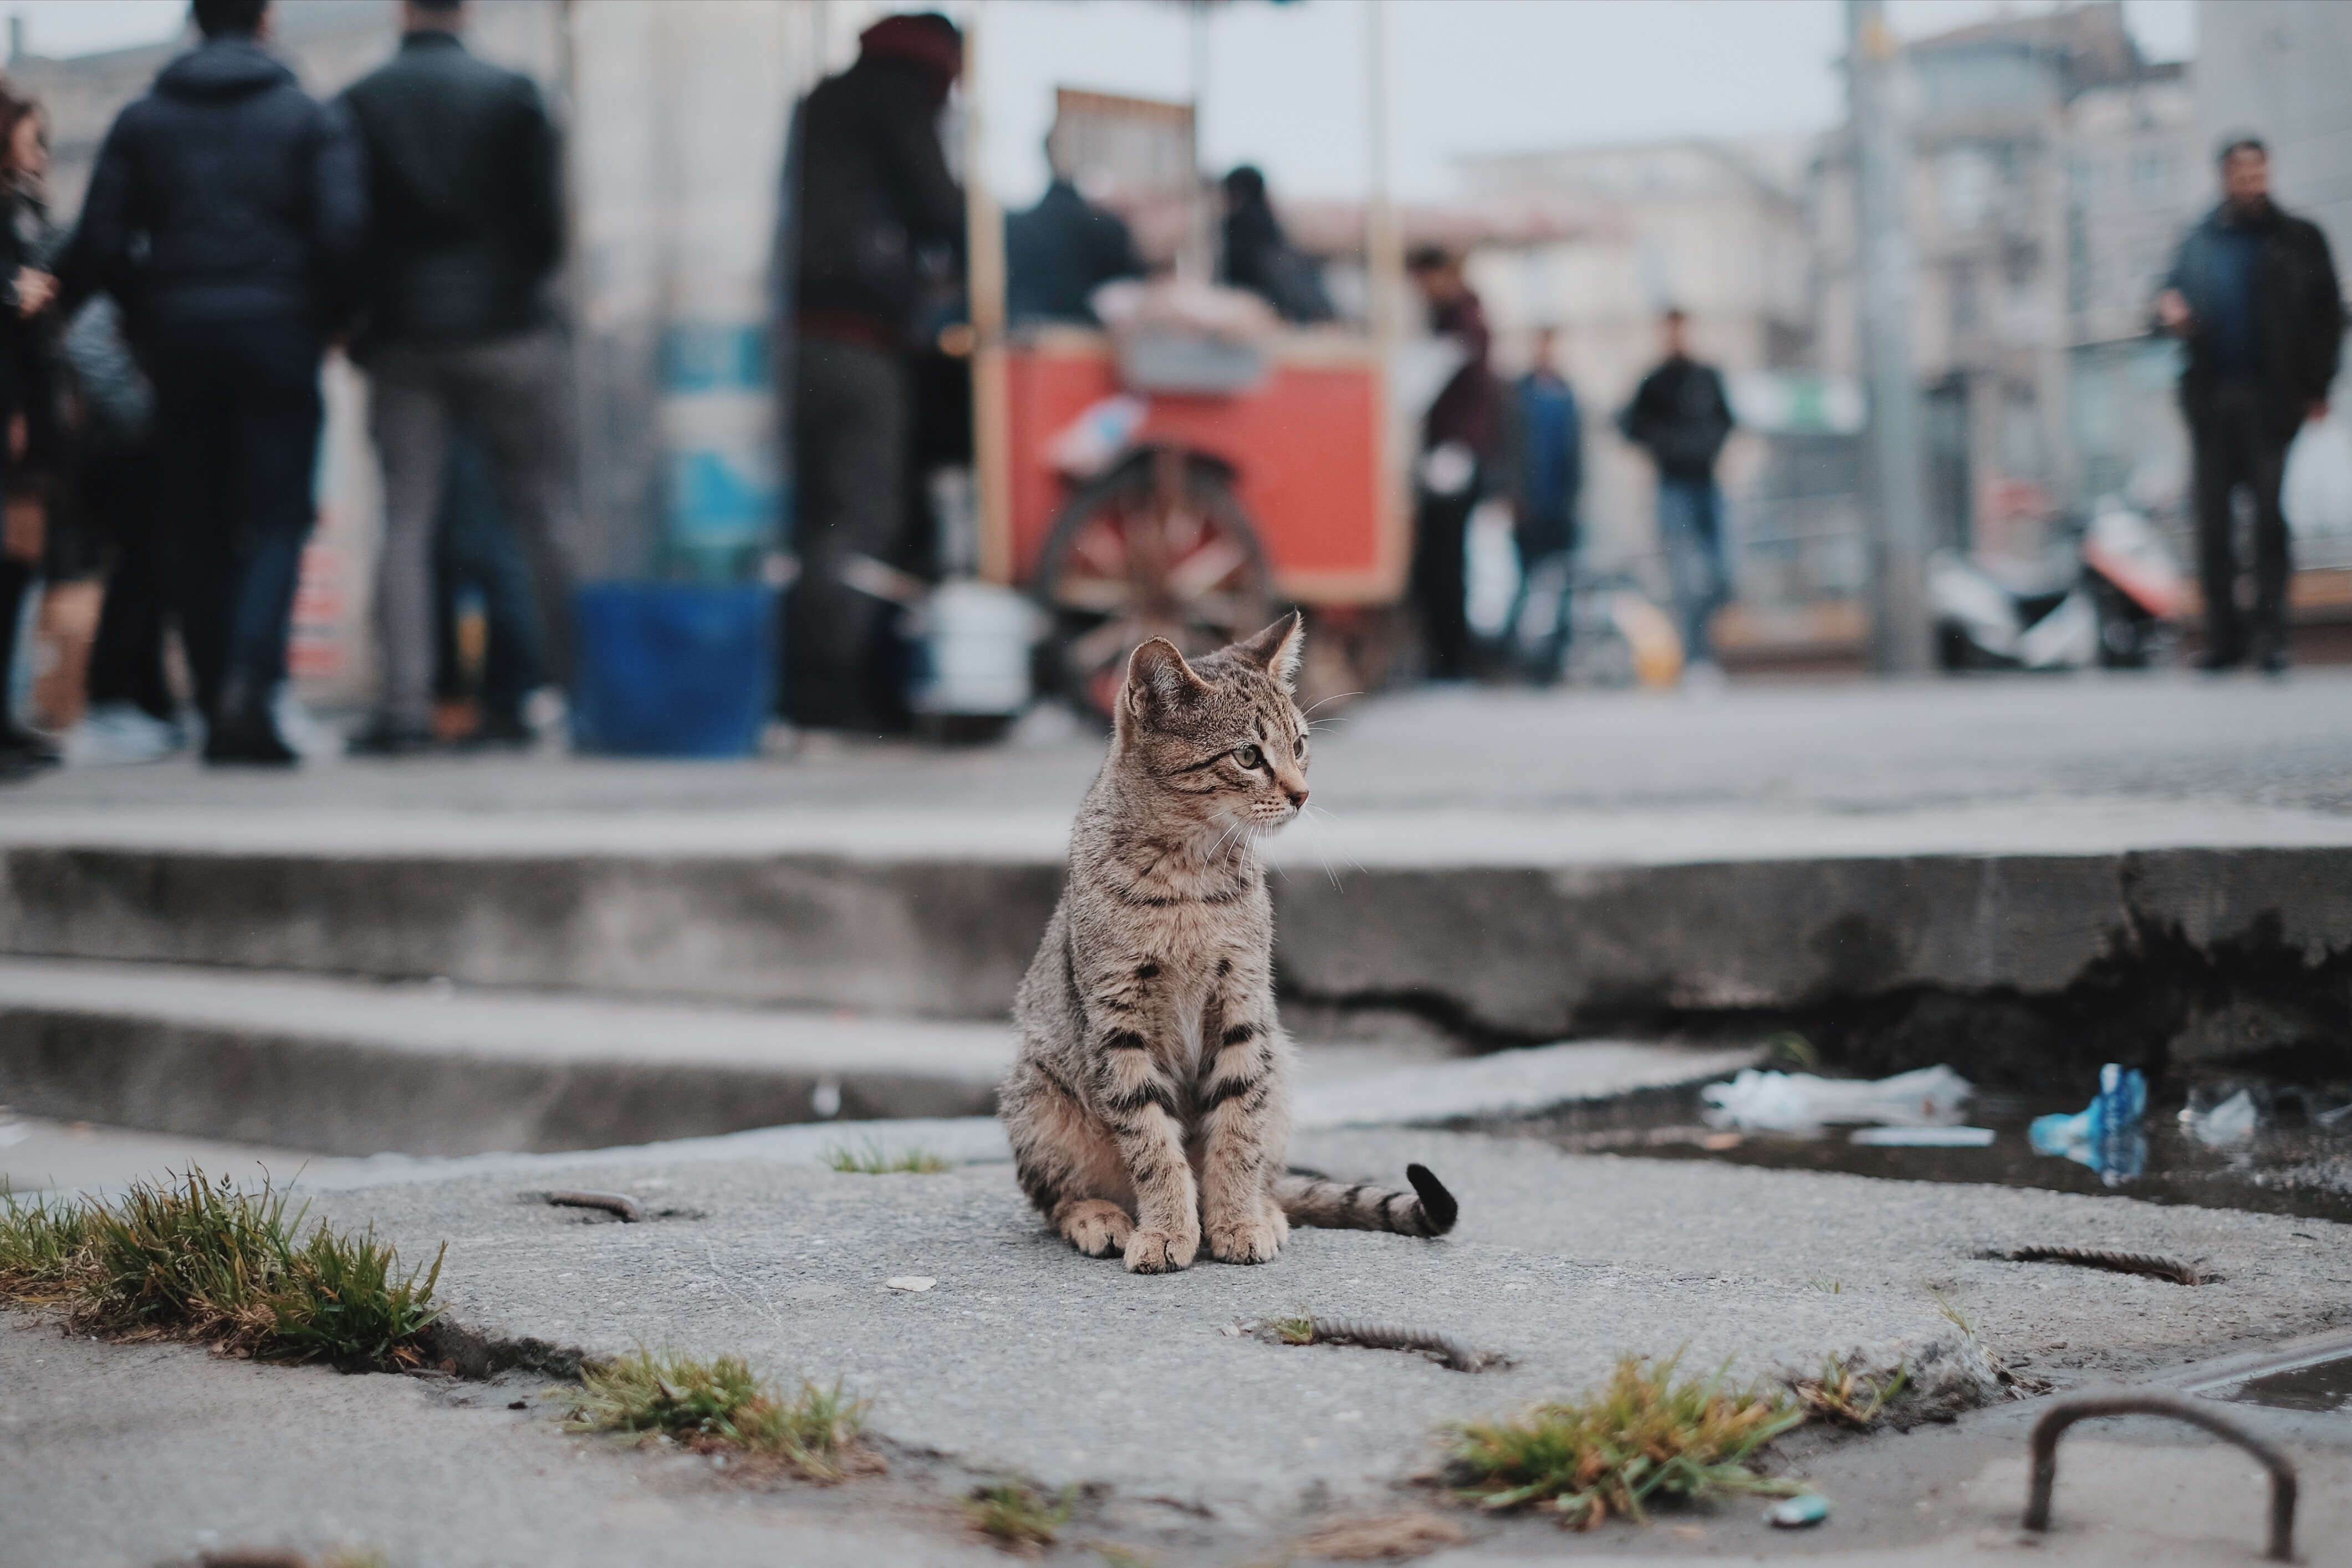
top-left (964, 1), bottom-right (1014, 584)
top-left (1846, 0), bottom-right (1932, 674)
top-left (1365, 0), bottom-right (1402, 348)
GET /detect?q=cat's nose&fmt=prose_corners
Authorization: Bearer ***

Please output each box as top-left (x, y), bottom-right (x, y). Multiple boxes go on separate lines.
top-left (1285, 783), bottom-right (1309, 808)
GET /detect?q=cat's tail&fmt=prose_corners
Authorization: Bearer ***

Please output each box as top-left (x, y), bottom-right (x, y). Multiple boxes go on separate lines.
top-left (1273, 1163), bottom-right (1457, 1238)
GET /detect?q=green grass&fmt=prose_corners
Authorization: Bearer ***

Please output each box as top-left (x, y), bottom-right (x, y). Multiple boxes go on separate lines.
top-left (1445, 1352), bottom-right (1807, 1528)
top-left (965, 1480), bottom-right (1075, 1549)
top-left (1793, 1354), bottom-right (1907, 1428)
top-left (1, 1169), bottom-right (443, 1370)
top-left (570, 1347), bottom-right (869, 1478)
top-left (0, 1183), bottom-right (99, 1303)
top-left (1269, 1310), bottom-right (1318, 1345)
top-left (1927, 1287), bottom-right (1976, 1337)
top-left (823, 1140), bottom-right (952, 1175)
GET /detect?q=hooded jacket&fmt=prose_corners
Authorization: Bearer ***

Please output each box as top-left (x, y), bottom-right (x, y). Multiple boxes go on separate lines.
top-left (77, 35), bottom-right (369, 336)
top-left (340, 30), bottom-right (563, 346)
top-left (793, 34), bottom-right (965, 343)
top-left (2164, 198), bottom-right (2344, 436)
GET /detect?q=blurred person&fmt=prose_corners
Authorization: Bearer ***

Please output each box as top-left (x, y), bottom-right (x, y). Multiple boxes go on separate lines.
top-left (1619, 309), bottom-right (1734, 681)
top-left (1499, 325), bottom-right (1583, 684)
top-left (787, 12), bottom-right (964, 732)
top-left (1405, 244), bottom-right (1499, 681)
top-left (431, 428), bottom-right (545, 749)
top-left (342, 0), bottom-right (574, 755)
top-left (62, 291), bottom-right (182, 767)
top-left (1220, 166), bottom-right (1333, 324)
top-left (2158, 137), bottom-right (2345, 676)
top-left (78, 0), bottom-right (368, 765)
top-left (0, 87), bottom-right (63, 775)
top-left (1006, 132), bottom-right (1144, 326)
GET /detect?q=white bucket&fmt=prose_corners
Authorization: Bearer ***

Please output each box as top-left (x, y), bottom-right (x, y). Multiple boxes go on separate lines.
top-left (907, 581), bottom-right (1042, 717)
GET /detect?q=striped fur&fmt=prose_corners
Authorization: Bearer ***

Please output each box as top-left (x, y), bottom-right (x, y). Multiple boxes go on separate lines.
top-left (1002, 616), bottom-right (1457, 1271)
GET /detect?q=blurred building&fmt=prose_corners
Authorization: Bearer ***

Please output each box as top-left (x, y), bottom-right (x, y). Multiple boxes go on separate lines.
top-left (1813, 1), bottom-right (2198, 573)
top-left (14, 0), bottom-right (865, 707)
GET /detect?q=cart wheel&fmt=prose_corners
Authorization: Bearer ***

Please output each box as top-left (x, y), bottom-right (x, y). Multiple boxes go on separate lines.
top-left (1035, 448), bottom-right (1277, 721)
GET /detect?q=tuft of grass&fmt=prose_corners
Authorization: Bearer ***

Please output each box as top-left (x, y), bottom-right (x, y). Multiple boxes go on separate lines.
top-left (1793, 1354), bottom-right (1907, 1428)
top-left (1763, 1032), bottom-right (1819, 1070)
top-left (0, 1183), bottom-right (99, 1303)
top-left (571, 1347), bottom-right (869, 1478)
top-left (1926, 1287), bottom-right (1975, 1337)
top-left (3, 1169), bottom-right (442, 1370)
top-left (1270, 1310), bottom-right (1318, 1346)
top-left (1808, 1277), bottom-right (1843, 1294)
top-left (966, 1481), bottom-right (1075, 1550)
top-left (1445, 1352), bottom-right (1806, 1529)
top-left (823, 1140), bottom-right (951, 1175)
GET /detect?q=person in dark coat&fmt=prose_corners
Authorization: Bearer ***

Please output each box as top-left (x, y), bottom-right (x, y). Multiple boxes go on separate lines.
top-left (1007, 134), bottom-right (1144, 326)
top-left (1619, 309), bottom-right (1735, 676)
top-left (76, 0), bottom-right (368, 764)
top-left (0, 87), bottom-right (65, 775)
top-left (2159, 136), bottom-right (2345, 675)
top-left (1220, 166), bottom-right (1333, 325)
top-left (786, 12), bottom-right (964, 732)
top-left (1499, 326), bottom-right (1584, 683)
top-left (340, 0), bottom-right (575, 754)
top-left (1406, 245), bottom-right (1501, 681)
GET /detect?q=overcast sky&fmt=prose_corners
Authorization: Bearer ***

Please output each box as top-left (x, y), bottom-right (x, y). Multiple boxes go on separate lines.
top-left (12, 0), bottom-right (2196, 201)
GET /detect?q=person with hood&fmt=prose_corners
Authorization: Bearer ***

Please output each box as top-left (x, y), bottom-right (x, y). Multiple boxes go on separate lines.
top-left (786, 11), bottom-right (964, 733)
top-left (1220, 166), bottom-right (1333, 325)
top-left (2159, 136), bottom-right (2345, 675)
top-left (340, 0), bottom-right (575, 755)
top-left (0, 86), bottom-right (65, 777)
top-left (76, 0), bottom-right (368, 765)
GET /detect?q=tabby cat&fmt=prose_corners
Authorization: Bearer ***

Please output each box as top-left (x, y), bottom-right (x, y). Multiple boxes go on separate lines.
top-left (1002, 614), bottom-right (1457, 1273)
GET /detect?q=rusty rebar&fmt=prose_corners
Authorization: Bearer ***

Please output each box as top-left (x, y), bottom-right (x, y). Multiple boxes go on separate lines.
top-left (2022, 1393), bottom-right (2295, 1561)
top-left (542, 1189), bottom-right (643, 1222)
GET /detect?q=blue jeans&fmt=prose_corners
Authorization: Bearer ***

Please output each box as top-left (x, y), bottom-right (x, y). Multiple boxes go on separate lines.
top-left (145, 314), bottom-right (323, 719)
top-left (434, 432), bottom-right (548, 716)
top-left (1656, 476), bottom-right (1730, 665)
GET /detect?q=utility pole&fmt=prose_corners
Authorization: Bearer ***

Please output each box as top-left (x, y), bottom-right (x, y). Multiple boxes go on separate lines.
top-left (1845, 0), bottom-right (1933, 674)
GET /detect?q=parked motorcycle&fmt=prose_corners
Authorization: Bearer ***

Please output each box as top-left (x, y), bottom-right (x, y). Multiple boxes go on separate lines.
top-left (1930, 497), bottom-right (2184, 672)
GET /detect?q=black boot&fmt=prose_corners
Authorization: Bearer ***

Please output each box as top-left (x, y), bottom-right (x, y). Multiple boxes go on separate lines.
top-left (203, 679), bottom-right (298, 767)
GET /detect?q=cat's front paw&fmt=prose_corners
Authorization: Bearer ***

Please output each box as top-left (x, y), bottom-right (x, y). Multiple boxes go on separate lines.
top-left (1206, 1203), bottom-right (1288, 1265)
top-left (1123, 1226), bottom-right (1198, 1274)
top-left (1054, 1198), bottom-right (1134, 1258)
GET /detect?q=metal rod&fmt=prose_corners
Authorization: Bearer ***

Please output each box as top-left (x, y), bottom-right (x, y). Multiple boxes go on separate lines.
top-left (2022, 1393), bottom-right (2296, 1561)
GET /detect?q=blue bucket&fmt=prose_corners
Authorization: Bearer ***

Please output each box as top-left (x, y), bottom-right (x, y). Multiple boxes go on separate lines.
top-left (570, 581), bottom-right (777, 758)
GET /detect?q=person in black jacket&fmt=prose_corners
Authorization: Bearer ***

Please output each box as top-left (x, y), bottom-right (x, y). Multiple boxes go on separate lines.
top-left (341, 0), bottom-right (575, 754)
top-left (76, 0), bottom-right (368, 765)
top-left (0, 87), bottom-right (65, 776)
top-left (2159, 137), bottom-right (2345, 675)
top-left (1006, 131), bottom-right (1144, 326)
top-left (1221, 166), bottom-right (1333, 325)
top-left (787, 12), bottom-right (963, 733)
top-left (1619, 309), bottom-right (1736, 678)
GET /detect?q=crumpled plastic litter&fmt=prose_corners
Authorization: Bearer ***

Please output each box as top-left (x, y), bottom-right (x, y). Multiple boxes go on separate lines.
top-left (2182, 1087), bottom-right (2259, 1148)
top-left (1700, 1065), bottom-right (1972, 1132)
top-left (2029, 1063), bottom-right (2147, 1185)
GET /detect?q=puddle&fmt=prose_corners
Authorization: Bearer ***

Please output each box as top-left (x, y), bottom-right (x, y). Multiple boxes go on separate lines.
top-left (1536, 1085), bottom-right (2352, 1226)
top-left (2222, 1354), bottom-right (2352, 1413)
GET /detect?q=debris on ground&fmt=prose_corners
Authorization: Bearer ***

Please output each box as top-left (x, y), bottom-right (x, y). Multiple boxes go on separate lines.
top-left (541, 1189), bottom-right (643, 1222)
top-left (1996, 1245), bottom-right (2213, 1286)
top-left (1766, 1493), bottom-right (1830, 1529)
top-left (1701, 1066), bottom-right (1971, 1133)
top-left (1442, 1352), bottom-right (1806, 1528)
top-left (1294, 1508), bottom-right (1470, 1560)
top-left (2029, 1064), bottom-right (2148, 1183)
top-left (1256, 1314), bottom-right (1503, 1372)
top-left (2182, 1089), bottom-right (2259, 1148)
top-left (1792, 1354), bottom-right (1907, 1428)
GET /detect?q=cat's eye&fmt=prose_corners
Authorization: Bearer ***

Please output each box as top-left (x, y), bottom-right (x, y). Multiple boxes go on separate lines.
top-left (1292, 736), bottom-right (1306, 760)
top-left (1234, 744), bottom-right (1263, 769)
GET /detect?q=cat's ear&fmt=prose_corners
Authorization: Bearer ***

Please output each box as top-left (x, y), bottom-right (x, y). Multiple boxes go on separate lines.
top-left (1125, 636), bottom-right (1208, 716)
top-left (1233, 611), bottom-right (1305, 689)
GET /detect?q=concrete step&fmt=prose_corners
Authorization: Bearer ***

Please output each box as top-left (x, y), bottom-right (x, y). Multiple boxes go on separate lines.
top-left (0, 957), bottom-right (1010, 1158)
top-left (3, 813), bottom-right (2348, 1076)
top-left (0, 953), bottom-right (1761, 1172)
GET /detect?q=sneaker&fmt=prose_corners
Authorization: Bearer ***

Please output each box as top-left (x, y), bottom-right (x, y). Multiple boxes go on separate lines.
top-left (65, 702), bottom-right (184, 767)
top-left (345, 718), bottom-right (441, 758)
top-left (459, 708), bottom-right (538, 752)
top-left (0, 723), bottom-right (61, 766)
top-left (2194, 648), bottom-right (2243, 673)
top-left (203, 706), bottom-right (298, 768)
top-left (272, 689), bottom-right (341, 760)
